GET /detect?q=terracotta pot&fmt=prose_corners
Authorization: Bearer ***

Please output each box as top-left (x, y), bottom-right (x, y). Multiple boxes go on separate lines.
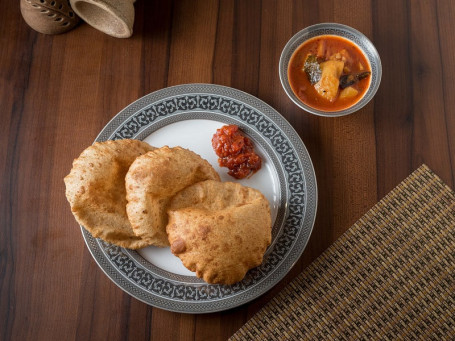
top-left (69, 0), bottom-right (135, 38)
top-left (20, 0), bottom-right (80, 35)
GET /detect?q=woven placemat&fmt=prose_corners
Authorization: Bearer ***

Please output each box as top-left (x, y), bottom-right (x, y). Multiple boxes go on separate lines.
top-left (231, 164), bottom-right (455, 340)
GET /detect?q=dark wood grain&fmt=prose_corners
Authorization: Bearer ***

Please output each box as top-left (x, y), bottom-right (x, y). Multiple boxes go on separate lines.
top-left (2, 0), bottom-right (455, 340)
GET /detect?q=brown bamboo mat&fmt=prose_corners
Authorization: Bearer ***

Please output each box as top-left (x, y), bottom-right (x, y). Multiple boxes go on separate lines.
top-left (230, 165), bottom-right (455, 340)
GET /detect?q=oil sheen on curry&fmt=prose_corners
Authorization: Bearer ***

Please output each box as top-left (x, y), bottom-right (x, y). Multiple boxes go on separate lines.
top-left (288, 35), bottom-right (371, 111)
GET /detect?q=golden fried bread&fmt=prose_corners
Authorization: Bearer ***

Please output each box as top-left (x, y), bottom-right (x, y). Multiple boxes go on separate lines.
top-left (125, 146), bottom-right (220, 247)
top-left (64, 139), bottom-right (155, 249)
top-left (166, 180), bottom-right (272, 285)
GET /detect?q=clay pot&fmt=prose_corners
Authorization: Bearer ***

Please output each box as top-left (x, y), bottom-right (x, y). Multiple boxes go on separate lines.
top-left (20, 0), bottom-right (80, 35)
top-left (69, 0), bottom-right (136, 38)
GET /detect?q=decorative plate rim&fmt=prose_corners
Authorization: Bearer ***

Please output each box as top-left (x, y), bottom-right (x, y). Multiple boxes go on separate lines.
top-left (81, 83), bottom-right (318, 313)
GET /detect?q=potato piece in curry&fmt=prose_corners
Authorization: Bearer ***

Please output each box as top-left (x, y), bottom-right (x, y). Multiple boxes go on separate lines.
top-left (314, 60), bottom-right (344, 102)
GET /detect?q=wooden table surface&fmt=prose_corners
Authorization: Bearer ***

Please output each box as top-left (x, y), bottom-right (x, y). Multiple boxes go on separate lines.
top-left (2, 0), bottom-right (455, 340)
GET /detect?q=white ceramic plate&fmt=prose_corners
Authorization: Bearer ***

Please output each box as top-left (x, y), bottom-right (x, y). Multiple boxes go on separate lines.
top-left (82, 84), bottom-right (317, 313)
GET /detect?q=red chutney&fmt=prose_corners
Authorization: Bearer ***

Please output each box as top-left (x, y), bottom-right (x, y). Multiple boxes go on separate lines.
top-left (211, 125), bottom-right (262, 179)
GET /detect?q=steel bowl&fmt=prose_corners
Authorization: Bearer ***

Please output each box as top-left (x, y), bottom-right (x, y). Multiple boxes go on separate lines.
top-left (279, 23), bottom-right (382, 117)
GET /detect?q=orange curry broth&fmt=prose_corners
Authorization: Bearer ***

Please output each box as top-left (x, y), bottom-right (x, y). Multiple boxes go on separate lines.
top-left (288, 35), bottom-right (371, 112)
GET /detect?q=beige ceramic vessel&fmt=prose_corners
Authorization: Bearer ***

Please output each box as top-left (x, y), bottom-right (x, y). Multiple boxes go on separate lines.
top-left (20, 0), bottom-right (80, 35)
top-left (69, 0), bottom-right (135, 38)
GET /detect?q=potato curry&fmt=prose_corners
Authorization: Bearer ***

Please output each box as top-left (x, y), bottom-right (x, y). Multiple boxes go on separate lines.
top-left (288, 35), bottom-right (371, 111)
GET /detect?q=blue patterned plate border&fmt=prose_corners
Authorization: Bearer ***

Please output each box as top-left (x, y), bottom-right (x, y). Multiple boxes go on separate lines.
top-left (81, 84), bottom-right (317, 313)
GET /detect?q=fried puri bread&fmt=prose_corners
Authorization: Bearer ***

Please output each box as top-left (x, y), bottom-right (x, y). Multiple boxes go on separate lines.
top-left (125, 146), bottom-right (220, 247)
top-left (64, 139), bottom-right (155, 249)
top-left (166, 180), bottom-right (272, 285)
